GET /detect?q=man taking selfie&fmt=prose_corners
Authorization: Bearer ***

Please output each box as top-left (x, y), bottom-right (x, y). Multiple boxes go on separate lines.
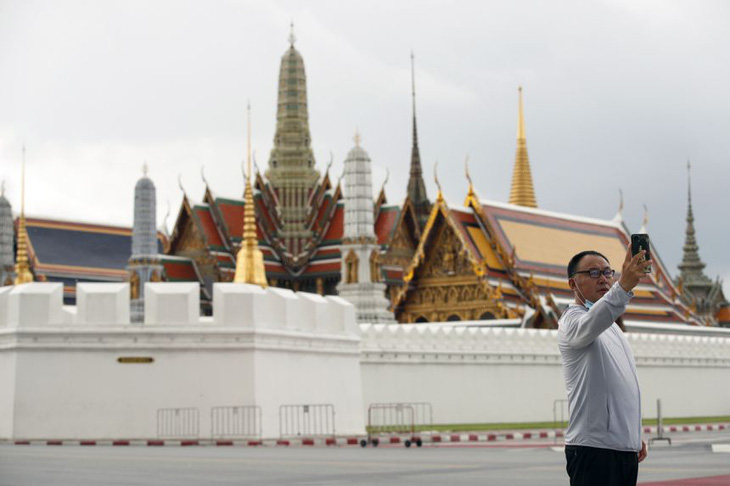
top-left (558, 245), bottom-right (651, 486)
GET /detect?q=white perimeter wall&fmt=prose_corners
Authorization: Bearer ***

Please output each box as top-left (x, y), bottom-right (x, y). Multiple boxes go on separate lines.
top-left (0, 283), bottom-right (364, 440)
top-left (360, 324), bottom-right (730, 424)
top-left (2, 282), bottom-right (729, 440)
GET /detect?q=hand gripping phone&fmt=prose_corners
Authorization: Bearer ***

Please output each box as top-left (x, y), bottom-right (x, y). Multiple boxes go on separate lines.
top-left (631, 233), bottom-right (651, 274)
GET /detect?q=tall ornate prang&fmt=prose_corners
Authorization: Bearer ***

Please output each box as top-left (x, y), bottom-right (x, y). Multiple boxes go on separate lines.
top-left (676, 160), bottom-right (725, 324)
top-left (407, 52), bottom-right (431, 231)
top-left (265, 25), bottom-right (320, 261)
top-left (127, 163), bottom-right (163, 322)
top-left (337, 132), bottom-right (395, 323)
top-left (14, 146), bottom-right (33, 285)
top-left (0, 180), bottom-right (15, 286)
top-left (508, 87), bottom-right (538, 208)
top-left (234, 103), bottom-right (267, 287)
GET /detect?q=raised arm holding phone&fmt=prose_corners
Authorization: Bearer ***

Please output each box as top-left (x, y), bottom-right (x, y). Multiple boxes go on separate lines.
top-left (558, 239), bottom-right (653, 486)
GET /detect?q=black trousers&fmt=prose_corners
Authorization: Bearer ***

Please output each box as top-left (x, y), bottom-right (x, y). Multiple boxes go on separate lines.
top-left (565, 445), bottom-right (638, 486)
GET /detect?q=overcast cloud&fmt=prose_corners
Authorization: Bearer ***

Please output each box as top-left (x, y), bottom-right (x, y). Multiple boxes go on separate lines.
top-left (0, 0), bottom-right (728, 297)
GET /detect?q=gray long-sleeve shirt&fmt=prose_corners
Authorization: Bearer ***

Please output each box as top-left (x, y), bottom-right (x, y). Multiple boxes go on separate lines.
top-left (558, 282), bottom-right (642, 452)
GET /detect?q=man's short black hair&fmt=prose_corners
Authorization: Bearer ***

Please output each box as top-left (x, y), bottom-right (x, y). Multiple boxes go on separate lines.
top-left (567, 250), bottom-right (610, 278)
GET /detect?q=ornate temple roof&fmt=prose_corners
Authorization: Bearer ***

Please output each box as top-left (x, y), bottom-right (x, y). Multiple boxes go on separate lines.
top-left (20, 217), bottom-right (168, 303)
top-left (394, 192), bottom-right (698, 328)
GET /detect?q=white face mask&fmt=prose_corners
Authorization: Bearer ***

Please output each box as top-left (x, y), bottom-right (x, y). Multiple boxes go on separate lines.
top-left (572, 279), bottom-right (594, 310)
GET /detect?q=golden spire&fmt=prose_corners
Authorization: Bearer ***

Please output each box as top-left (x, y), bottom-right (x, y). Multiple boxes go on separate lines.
top-left (15, 145), bottom-right (33, 285)
top-left (508, 86), bottom-right (538, 208)
top-left (234, 103), bottom-right (267, 286)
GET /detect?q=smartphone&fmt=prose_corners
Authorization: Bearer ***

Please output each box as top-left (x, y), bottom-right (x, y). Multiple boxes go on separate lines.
top-left (631, 233), bottom-right (651, 274)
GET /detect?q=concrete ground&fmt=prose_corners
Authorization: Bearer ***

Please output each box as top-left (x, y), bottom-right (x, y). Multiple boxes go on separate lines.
top-left (1, 431), bottom-right (728, 486)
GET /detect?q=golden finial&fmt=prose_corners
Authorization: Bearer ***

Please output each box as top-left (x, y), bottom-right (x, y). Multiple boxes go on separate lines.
top-left (517, 86), bottom-right (525, 140)
top-left (234, 101), bottom-right (267, 287)
top-left (509, 86), bottom-right (537, 208)
top-left (143, 161), bottom-right (148, 177)
top-left (465, 154), bottom-right (474, 193)
top-left (434, 161), bottom-right (443, 202)
top-left (380, 168), bottom-right (390, 193)
top-left (354, 129), bottom-right (361, 147)
top-left (15, 144), bottom-right (33, 285)
top-left (464, 154), bottom-right (479, 207)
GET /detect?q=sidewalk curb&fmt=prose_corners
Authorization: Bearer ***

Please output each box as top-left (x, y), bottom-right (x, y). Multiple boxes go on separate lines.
top-left (4, 422), bottom-right (727, 448)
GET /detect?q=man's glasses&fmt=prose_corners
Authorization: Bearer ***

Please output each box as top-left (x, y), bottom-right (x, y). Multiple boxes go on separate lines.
top-left (571, 268), bottom-right (615, 279)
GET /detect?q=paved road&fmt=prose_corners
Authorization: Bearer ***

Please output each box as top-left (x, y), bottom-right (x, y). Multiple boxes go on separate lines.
top-left (1, 432), bottom-right (728, 486)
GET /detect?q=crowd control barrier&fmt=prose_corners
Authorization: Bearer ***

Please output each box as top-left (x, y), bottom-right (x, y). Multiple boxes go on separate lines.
top-left (211, 406), bottom-right (262, 439)
top-left (279, 404), bottom-right (335, 439)
top-left (157, 408), bottom-right (200, 438)
top-left (365, 402), bottom-right (433, 448)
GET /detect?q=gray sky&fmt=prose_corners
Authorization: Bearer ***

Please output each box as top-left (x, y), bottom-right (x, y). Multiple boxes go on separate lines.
top-left (1, 0), bottom-right (728, 297)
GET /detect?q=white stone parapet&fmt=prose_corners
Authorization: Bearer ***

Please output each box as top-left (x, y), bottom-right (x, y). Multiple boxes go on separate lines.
top-left (144, 282), bottom-right (200, 325)
top-left (6, 283), bottom-right (64, 328)
top-left (76, 283), bottom-right (130, 325)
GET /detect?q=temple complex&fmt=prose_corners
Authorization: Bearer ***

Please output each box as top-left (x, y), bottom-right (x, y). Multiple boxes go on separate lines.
top-left (0, 30), bottom-right (726, 329)
top-left (391, 91), bottom-right (724, 329)
top-left (164, 30), bottom-right (399, 305)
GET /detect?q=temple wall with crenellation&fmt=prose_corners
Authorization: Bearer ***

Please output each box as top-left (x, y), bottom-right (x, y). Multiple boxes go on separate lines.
top-left (0, 282), bottom-right (729, 441)
top-left (0, 283), bottom-right (363, 440)
top-left (359, 324), bottom-right (730, 425)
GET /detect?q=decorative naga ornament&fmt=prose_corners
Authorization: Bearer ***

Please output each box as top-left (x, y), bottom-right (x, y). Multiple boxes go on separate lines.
top-left (234, 103), bottom-right (268, 287)
top-left (508, 87), bottom-right (538, 208)
top-left (14, 146), bottom-right (33, 285)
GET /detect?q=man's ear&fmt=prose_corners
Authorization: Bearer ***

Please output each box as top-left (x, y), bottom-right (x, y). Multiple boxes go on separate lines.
top-left (568, 278), bottom-right (576, 291)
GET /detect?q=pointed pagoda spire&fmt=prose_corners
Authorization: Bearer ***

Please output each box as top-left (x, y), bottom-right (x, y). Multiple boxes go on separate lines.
top-left (407, 51), bottom-right (431, 229)
top-left (15, 145), bottom-right (33, 285)
top-left (678, 160), bottom-right (710, 286)
top-left (234, 102), bottom-right (267, 287)
top-left (265, 27), bottom-right (320, 259)
top-left (508, 87), bottom-right (538, 208)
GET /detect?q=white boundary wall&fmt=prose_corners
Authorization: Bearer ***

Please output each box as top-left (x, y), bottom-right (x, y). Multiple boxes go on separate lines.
top-left (1, 283), bottom-right (729, 440)
top-left (0, 283), bottom-right (364, 440)
top-left (359, 324), bottom-right (730, 424)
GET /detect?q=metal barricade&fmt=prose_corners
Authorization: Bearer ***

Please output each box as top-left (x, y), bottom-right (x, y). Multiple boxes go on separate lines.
top-left (157, 408), bottom-right (199, 438)
top-left (211, 406), bottom-right (262, 439)
top-left (368, 403), bottom-right (416, 435)
top-left (368, 402), bottom-right (433, 430)
top-left (279, 404), bottom-right (335, 439)
top-left (553, 399), bottom-right (568, 444)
